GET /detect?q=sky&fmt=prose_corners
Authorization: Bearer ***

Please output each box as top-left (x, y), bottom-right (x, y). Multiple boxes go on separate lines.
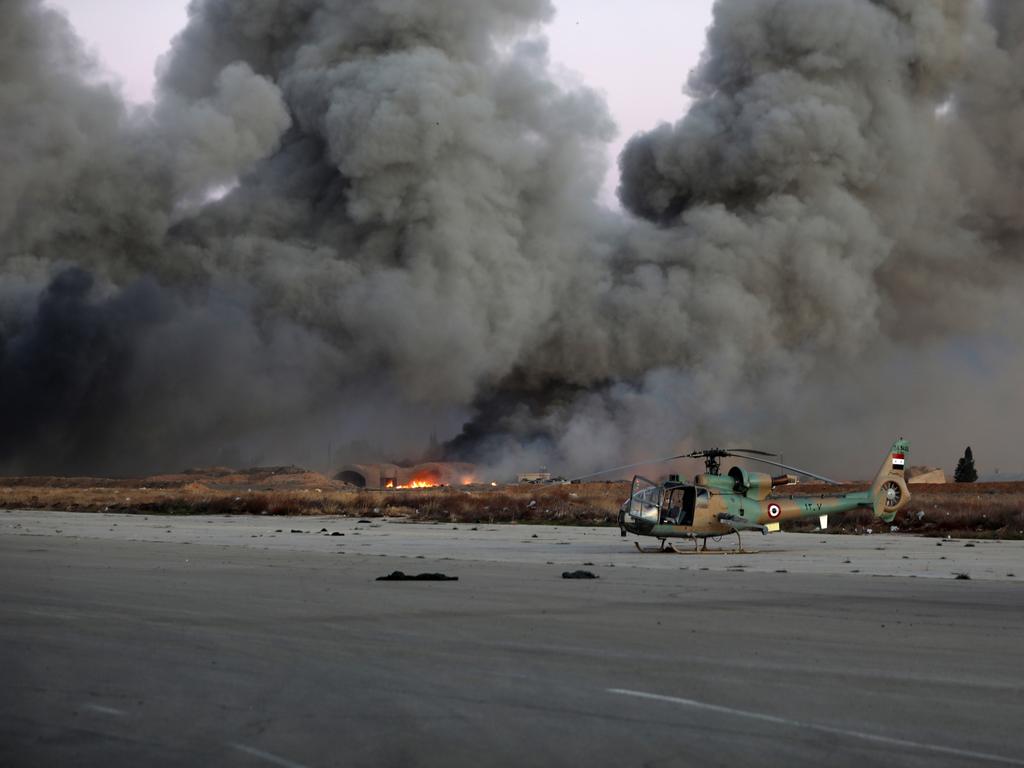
top-left (44, 0), bottom-right (715, 205)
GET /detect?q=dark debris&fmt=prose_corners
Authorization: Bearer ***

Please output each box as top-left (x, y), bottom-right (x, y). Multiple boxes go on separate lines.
top-left (562, 570), bottom-right (598, 579)
top-left (376, 571), bottom-right (458, 582)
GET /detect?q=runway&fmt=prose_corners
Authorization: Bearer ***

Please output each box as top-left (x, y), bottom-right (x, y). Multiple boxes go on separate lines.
top-left (2, 511), bottom-right (1023, 767)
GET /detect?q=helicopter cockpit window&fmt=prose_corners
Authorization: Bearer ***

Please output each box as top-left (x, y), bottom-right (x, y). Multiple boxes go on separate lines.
top-left (627, 476), bottom-right (662, 522)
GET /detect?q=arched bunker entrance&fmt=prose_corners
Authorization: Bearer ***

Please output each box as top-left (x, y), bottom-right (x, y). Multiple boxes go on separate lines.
top-left (335, 470), bottom-right (367, 488)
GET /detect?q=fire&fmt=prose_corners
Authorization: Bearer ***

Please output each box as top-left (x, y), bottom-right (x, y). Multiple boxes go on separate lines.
top-left (383, 477), bottom-right (438, 489)
top-left (391, 471), bottom-right (443, 489)
top-left (381, 467), bottom-right (477, 489)
top-left (401, 479), bottom-right (439, 489)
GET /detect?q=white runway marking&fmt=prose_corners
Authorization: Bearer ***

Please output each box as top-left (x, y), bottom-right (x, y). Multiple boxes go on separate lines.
top-left (608, 688), bottom-right (1024, 766)
top-left (228, 742), bottom-right (311, 768)
top-left (82, 703), bottom-right (126, 716)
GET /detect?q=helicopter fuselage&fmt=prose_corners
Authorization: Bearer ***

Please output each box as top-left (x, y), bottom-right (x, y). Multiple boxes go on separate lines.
top-left (616, 440), bottom-right (911, 549)
top-left (618, 484), bottom-right (875, 539)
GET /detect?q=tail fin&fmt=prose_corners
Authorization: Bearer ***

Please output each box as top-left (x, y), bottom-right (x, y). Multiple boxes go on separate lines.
top-left (870, 438), bottom-right (911, 523)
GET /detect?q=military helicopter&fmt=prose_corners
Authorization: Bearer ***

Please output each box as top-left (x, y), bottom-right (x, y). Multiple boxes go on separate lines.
top-left (592, 439), bottom-right (911, 552)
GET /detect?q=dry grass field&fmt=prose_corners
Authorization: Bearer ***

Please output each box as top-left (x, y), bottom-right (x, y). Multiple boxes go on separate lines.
top-left (791, 482), bottom-right (1024, 538)
top-left (1, 468), bottom-right (1021, 538)
top-left (0, 467), bottom-right (625, 526)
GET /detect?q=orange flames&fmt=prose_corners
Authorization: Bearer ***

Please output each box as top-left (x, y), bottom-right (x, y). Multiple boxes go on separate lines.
top-left (382, 469), bottom-right (477, 489)
top-left (388, 471), bottom-right (444, 489)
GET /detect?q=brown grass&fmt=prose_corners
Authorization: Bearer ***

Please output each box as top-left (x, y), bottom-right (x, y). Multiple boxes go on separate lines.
top-left (787, 483), bottom-right (1024, 539)
top-left (0, 474), bottom-right (627, 526)
top-left (2, 471), bottom-right (1021, 538)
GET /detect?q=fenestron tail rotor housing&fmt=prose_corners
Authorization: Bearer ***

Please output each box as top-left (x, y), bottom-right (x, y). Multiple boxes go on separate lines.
top-left (880, 480), bottom-right (902, 508)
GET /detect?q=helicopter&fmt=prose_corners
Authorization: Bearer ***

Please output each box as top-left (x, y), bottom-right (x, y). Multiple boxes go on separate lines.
top-left (596, 439), bottom-right (911, 553)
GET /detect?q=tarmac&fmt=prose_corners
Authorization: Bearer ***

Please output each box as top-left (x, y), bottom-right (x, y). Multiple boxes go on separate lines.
top-left (2, 509), bottom-right (1023, 767)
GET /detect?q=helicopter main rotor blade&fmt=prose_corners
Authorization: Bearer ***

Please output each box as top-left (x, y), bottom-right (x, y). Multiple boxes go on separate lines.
top-left (724, 448), bottom-right (777, 457)
top-left (571, 453), bottom-right (693, 482)
top-left (725, 453), bottom-right (839, 485)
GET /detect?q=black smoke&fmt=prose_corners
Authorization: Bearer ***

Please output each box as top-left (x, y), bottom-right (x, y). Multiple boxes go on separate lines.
top-left (3, 0), bottom-right (1024, 478)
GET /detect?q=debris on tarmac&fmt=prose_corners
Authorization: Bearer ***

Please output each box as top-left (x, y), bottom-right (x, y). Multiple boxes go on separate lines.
top-left (562, 570), bottom-right (598, 579)
top-left (376, 571), bottom-right (458, 581)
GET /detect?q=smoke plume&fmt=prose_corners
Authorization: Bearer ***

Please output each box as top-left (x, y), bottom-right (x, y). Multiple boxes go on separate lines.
top-left (1, 0), bottom-right (1022, 478)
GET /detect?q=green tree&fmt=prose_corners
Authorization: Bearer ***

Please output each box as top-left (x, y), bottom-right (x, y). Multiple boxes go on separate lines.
top-left (954, 446), bottom-right (978, 483)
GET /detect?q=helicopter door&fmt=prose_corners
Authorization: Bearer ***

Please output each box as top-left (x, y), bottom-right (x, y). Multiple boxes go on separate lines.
top-left (627, 476), bottom-right (662, 524)
top-left (661, 487), bottom-right (696, 525)
top-left (679, 487), bottom-right (696, 526)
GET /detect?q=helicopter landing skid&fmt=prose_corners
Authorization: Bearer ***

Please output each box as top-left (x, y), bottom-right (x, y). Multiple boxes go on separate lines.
top-left (634, 539), bottom-right (672, 554)
top-left (668, 541), bottom-right (756, 555)
top-left (633, 531), bottom-right (748, 554)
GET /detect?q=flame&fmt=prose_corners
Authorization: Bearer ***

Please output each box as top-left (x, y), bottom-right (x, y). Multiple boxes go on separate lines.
top-left (392, 471), bottom-right (443, 489)
top-left (401, 479), bottom-right (439, 489)
top-left (383, 469), bottom-right (476, 489)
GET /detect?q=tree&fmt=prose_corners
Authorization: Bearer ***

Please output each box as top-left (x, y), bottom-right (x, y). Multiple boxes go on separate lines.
top-left (954, 446), bottom-right (978, 483)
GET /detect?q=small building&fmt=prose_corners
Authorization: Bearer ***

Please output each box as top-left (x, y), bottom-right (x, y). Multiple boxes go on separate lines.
top-left (906, 466), bottom-right (947, 484)
top-left (517, 470), bottom-right (552, 484)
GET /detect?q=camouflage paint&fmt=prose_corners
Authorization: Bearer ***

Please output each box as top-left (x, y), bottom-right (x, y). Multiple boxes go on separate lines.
top-left (620, 440), bottom-right (911, 540)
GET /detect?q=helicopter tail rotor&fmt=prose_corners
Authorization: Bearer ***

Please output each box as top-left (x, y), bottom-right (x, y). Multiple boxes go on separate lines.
top-left (870, 438), bottom-right (911, 522)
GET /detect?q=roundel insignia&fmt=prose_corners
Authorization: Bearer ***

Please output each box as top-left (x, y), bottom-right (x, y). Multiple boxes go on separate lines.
top-left (768, 503), bottom-right (781, 518)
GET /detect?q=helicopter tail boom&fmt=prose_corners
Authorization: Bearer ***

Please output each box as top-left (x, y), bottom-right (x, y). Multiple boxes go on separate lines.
top-left (869, 438), bottom-right (911, 522)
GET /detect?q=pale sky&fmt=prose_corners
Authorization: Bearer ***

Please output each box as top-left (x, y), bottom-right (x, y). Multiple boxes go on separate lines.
top-left (45, 0), bottom-right (715, 204)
